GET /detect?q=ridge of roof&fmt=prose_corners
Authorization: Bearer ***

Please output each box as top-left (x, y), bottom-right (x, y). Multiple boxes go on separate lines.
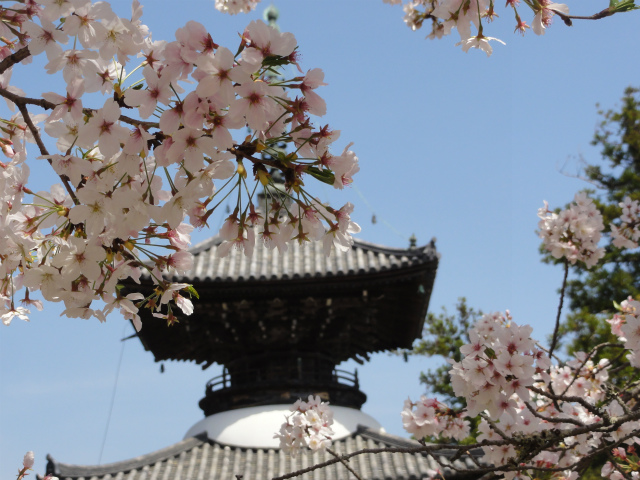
top-left (189, 234), bottom-right (438, 258)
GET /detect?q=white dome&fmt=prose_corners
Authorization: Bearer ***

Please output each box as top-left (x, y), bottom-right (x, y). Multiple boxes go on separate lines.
top-left (184, 405), bottom-right (383, 449)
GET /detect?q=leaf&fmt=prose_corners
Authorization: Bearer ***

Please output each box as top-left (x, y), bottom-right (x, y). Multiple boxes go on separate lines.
top-left (306, 166), bottom-right (335, 185)
top-left (609, 0), bottom-right (639, 12)
top-left (184, 285), bottom-right (200, 300)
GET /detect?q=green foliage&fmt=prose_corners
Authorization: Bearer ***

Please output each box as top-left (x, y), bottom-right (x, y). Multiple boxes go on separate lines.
top-left (538, 87), bottom-right (640, 474)
top-left (545, 86), bottom-right (640, 365)
top-left (405, 298), bottom-right (482, 408)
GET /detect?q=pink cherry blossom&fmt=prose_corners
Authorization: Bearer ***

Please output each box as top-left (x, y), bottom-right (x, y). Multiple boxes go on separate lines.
top-left (532, 1), bottom-right (569, 35)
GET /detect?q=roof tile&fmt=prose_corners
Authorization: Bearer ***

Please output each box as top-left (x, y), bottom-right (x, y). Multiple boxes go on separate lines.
top-left (45, 428), bottom-right (483, 480)
top-left (174, 236), bottom-right (438, 284)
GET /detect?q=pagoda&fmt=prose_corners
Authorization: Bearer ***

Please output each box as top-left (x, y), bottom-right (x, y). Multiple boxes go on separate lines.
top-left (137, 231), bottom-right (438, 413)
top-left (43, 219), bottom-right (488, 479)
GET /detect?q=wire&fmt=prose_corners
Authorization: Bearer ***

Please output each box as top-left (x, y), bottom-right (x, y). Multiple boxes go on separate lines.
top-left (98, 323), bottom-right (128, 465)
top-left (351, 184), bottom-right (409, 241)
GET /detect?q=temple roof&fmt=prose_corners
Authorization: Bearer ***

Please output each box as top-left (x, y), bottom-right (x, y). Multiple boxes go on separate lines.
top-left (44, 427), bottom-right (483, 480)
top-left (134, 236), bottom-right (439, 367)
top-left (181, 235), bottom-right (439, 285)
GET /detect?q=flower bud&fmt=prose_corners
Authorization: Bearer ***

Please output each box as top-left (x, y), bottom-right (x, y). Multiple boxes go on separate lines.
top-left (23, 451), bottom-right (35, 469)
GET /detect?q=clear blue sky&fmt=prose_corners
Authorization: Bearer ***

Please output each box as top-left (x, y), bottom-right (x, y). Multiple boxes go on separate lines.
top-left (1, 0), bottom-right (639, 477)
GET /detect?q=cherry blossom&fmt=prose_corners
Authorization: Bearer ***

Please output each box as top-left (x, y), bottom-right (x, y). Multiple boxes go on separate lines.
top-left (611, 197), bottom-right (640, 249)
top-left (456, 34), bottom-right (505, 56)
top-left (123, 66), bottom-right (173, 118)
top-left (538, 192), bottom-right (605, 268)
top-left (532, 1), bottom-right (570, 35)
top-left (275, 395), bottom-right (335, 455)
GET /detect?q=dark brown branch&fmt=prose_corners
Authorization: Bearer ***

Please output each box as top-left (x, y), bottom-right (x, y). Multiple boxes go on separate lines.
top-left (229, 146), bottom-right (280, 170)
top-left (119, 114), bottom-right (158, 129)
top-left (271, 446), bottom-right (442, 480)
top-left (326, 448), bottom-right (363, 480)
top-left (548, 260), bottom-right (569, 360)
top-left (529, 385), bottom-right (603, 418)
top-left (524, 400), bottom-right (585, 427)
top-left (552, 7), bottom-right (617, 27)
top-left (0, 45), bottom-right (30, 76)
top-left (0, 88), bottom-right (159, 129)
top-left (13, 101), bottom-right (79, 205)
top-left (479, 412), bottom-right (511, 440)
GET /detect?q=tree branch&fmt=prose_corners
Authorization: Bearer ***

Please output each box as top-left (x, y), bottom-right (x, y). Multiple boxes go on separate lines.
top-left (552, 7), bottom-right (617, 27)
top-left (326, 448), bottom-right (363, 480)
top-left (0, 45), bottom-right (30, 76)
top-left (13, 101), bottom-right (80, 205)
top-left (548, 260), bottom-right (569, 360)
top-left (529, 384), bottom-right (604, 418)
top-left (524, 400), bottom-right (585, 427)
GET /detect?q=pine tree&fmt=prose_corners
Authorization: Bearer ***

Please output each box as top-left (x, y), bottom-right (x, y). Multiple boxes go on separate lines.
top-left (550, 86), bottom-right (640, 371)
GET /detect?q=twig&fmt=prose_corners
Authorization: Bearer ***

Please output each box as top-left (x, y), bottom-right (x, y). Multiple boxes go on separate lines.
top-left (529, 385), bottom-right (603, 418)
top-left (14, 101), bottom-right (79, 205)
top-left (0, 87), bottom-right (159, 129)
top-left (524, 401), bottom-right (585, 427)
top-left (326, 448), bottom-right (363, 480)
top-left (0, 45), bottom-right (30, 75)
top-left (552, 7), bottom-right (617, 27)
top-left (230, 145), bottom-right (280, 170)
top-left (548, 260), bottom-right (569, 360)
top-left (479, 412), bottom-right (511, 440)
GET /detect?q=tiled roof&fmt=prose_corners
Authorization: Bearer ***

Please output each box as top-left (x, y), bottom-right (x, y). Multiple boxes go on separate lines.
top-left (44, 427), bottom-right (484, 480)
top-left (172, 236), bottom-right (439, 283)
top-left (132, 236), bottom-right (438, 367)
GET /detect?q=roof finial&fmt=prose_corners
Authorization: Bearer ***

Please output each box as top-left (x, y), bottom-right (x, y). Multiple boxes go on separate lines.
top-left (263, 4), bottom-right (280, 31)
top-left (409, 234), bottom-right (417, 249)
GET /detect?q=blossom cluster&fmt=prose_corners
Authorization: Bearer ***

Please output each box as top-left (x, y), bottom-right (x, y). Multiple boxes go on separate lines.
top-left (449, 311), bottom-right (549, 420)
top-left (607, 296), bottom-right (640, 368)
top-left (404, 309), bottom-right (640, 477)
top-left (394, 0), bottom-right (570, 42)
top-left (611, 196), bottom-right (640, 249)
top-left (275, 395), bottom-right (335, 455)
top-left (216, 0), bottom-right (579, 57)
top-left (401, 395), bottom-right (470, 440)
top-left (538, 192), bottom-right (606, 268)
top-left (213, 0), bottom-right (260, 15)
top-left (0, 1), bottom-right (360, 326)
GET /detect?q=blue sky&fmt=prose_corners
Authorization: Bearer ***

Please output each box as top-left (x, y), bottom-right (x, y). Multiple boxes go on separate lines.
top-left (1, 0), bottom-right (639, 477)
